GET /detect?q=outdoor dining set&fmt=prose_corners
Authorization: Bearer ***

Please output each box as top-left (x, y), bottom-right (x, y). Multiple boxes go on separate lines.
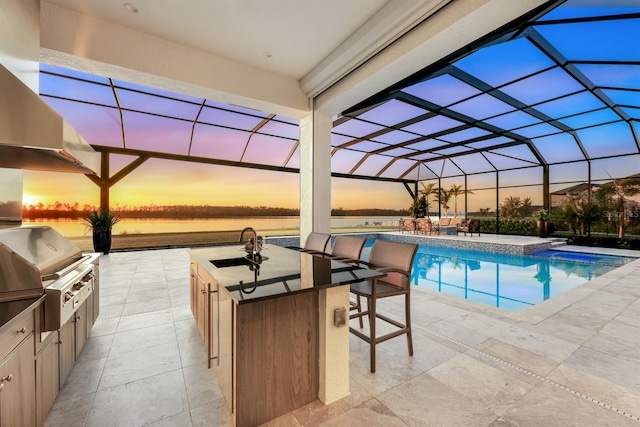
top-left (399, 217), bottom-right (481, 236)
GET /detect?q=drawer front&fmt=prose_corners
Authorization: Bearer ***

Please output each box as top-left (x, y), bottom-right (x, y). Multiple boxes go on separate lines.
top-left (0, 311), bottom-right (35, 361)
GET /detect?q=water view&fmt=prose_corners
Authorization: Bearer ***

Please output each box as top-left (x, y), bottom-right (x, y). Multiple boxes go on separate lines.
top-left (24, 216), bottom-right (399, 237)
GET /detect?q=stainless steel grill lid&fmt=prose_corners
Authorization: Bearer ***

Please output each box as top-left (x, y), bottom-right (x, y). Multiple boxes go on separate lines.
top-left (0, 226), bottom-right (82, 297)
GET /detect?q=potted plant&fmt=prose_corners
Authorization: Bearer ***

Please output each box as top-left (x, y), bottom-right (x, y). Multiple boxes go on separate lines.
top-left (84, 209), bottom-right (121, 254)
top-left (409, 196), bottom-right (429, 219)
top-left (534, 209), bottom-right (550, 238)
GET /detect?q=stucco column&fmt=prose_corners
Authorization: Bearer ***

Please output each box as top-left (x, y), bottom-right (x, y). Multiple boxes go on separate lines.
top-left (299, 111), bottom-right (350, 404)
top-left (299, 111), bottom-right (331, 239)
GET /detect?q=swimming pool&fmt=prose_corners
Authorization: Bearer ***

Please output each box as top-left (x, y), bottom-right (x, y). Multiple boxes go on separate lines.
top-left (361, 241), bottom-right (635, 312)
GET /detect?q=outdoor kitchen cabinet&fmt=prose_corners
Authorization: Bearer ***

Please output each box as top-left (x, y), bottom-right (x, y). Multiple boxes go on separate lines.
top-left (0, 306), bottom-right (36, 427)
top-left (198, 272), bottom-right (233, 410)
top-left (35, 332), bottom-right (58, 427)
top-left (59, 317), bottom-right (74, 386)
top-left (190, 265), bottom-right (208, 342)
top-left (59, 298), bottom-right (89, 385)
top-left (74, 299), bottom-right (88, 358)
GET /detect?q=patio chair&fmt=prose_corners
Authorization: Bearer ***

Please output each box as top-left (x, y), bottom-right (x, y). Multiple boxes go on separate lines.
top-left (286, 232), bottom-right (331, 253)
top-left (415, 218), bottom-right (436, 235)
top-left (400, 218), bottom-right (416, 234)
top-left (349, 239), bottom-right (418, 373)
top-left (439, 217), bottom-right (451, 227)
top-left (322, 235), bottom-right (368, 328)
top-left (458, 218), bottom-right (480, 236)
top-left (449, 218), bottom-right (463, 228)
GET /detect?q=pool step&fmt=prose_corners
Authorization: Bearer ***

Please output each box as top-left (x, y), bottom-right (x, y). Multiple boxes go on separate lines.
top-left (550, 239), bottom-right (567, 248)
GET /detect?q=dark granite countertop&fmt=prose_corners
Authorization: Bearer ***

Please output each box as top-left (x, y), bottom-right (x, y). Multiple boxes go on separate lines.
top-left (189, 244), bottom-right (383, 304)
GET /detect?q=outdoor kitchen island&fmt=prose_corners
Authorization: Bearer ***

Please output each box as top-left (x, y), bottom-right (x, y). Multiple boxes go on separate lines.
top-left (188, 243), bottom-right (383, 427)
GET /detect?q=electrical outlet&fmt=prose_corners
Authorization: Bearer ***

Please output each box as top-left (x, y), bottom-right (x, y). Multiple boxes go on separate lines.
top-left (334, 307), bottom-right (347, 327)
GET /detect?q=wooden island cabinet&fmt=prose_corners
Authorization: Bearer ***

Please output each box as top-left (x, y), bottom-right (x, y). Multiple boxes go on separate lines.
top-left (189, 245), bottom-right (383, 427)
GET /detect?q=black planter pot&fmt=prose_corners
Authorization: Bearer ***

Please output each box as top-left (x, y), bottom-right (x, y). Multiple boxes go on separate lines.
top-left (537, 220), bottom-right (548, 238)
top-left (92, 228), bottom-right (112, 254)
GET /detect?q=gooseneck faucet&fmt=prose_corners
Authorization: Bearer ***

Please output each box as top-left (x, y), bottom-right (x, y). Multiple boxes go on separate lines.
top-left (239, 227), bottom-right (260, 293)
top-left (239, 227), bottom-right (259, 259)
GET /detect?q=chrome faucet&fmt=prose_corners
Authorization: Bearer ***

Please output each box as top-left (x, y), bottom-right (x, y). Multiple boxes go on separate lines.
top-left (239, 227), bottom-right (260, 261)
top-left (239, 227), bottom-right (260, 293)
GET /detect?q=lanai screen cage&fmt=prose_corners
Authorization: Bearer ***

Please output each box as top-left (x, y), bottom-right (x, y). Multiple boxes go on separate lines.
top-left (40, 0), bottom-right (640, 234)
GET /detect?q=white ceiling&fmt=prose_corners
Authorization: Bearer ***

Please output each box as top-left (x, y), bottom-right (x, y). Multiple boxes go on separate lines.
top-left (41, 0), bottom-right (408, 80)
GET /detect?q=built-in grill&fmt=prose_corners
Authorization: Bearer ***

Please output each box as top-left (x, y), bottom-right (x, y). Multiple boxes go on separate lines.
top-left (0, 226), bottom-right (99, 331)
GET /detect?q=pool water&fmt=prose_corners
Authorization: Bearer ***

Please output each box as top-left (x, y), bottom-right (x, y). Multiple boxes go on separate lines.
top-left (361, 242), bottom-right (635, 312)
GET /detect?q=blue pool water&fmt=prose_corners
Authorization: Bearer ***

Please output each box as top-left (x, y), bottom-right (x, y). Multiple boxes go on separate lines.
top-left (361, 241), bottom-right (635, 312)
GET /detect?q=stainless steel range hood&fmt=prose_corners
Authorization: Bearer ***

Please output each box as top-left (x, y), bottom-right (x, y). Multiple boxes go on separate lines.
top-left (0, 65), bottom-right (99, 175)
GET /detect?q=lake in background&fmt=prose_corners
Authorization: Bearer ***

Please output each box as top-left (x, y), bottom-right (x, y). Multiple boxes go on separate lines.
top-left (23, 216), bottom-right (399, 237)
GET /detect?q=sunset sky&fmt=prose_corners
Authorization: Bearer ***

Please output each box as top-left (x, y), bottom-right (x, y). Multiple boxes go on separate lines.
top-left (22, 160), bottom-right (412, 210)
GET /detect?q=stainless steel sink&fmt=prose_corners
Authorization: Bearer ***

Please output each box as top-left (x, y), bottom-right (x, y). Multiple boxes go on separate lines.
top-left (210, 256), bottom-right (268, 268)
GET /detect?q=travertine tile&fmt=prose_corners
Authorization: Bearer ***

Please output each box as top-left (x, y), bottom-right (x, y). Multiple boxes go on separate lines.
top-left (598, 316), bottom-right (640, 346)
top-left (89, 318), bottom-right (119, 338)
top-left (183, 362), bottom-right (223, 408)
top-left (493, 324), bottom-right (580, 363)
top-left (564, 347), bottom-right (640, 391)
top-left (99, 341), bottom-right (182, 390)
top-left (57, 357), bottom-right (106, 402)
top-left (109, 322), bottom-right (177, 356)
top-left (121, 299), bottom-right (171, 316)
top-left (76, 334), bottom-right (114, 363)
top-left (428, 353), bottom-right (537, 415)
top-left (519, 316), bottom-right (595, 345)
top-left (500, 381), bottom-right (639, 426)
top-left (45, 393), bottom-right (94, 427)
top-left (292, 379), bottom-right (373, 425)
top-left (547, 364), bottom-right (640, 418)
top-left (474, 338), bottom-right (559, 377)
top-left (174, 318), bottom-right (201, 342)
top-left (261, 412), bottom-right (302, 426)
top-left (116, 309), bottom-right (173, 333)
top-left (97, 303), bottom-right (124, 319)
top-left (87, 369), bottom-right (188, 427)
top-left (177, 336), bottom-right (208, 367)
top-left (320, 406), bottom-right (407, 426)
top-left (583, 330), bottom-right (640, 362)
top-left (377, 328), bottom-right (461, 373)
top-left (145, 411), bottom-right (192, 427)
top-left (190, 399), bottom-right (233, 427)
top-left (377, 372), bottom-right (498, 426)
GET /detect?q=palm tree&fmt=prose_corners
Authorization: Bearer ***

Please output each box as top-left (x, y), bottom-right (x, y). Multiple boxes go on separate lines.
top-left (419, 182), bottom-right (438, 216)
top-left (449, 184), bottom-right (474, 217)
top-left (436, 188), bottom-right (452, 216)
top-left (598, 173), bottom-right (640, 238)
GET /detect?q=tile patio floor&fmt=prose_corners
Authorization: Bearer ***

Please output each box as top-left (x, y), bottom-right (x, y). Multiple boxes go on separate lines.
top-left (45, 237), bottom-right (640, 426)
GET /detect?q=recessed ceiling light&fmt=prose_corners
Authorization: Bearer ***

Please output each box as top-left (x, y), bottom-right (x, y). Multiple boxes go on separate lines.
top-left (124, 3), bottom-right (138, 13)
top-left (263, 52), bottom-right (272, 58)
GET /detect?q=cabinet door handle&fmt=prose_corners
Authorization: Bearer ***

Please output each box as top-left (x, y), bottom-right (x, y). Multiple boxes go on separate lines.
top-left (215, 286), bottom-right (220, 367)
top-left (1, 374), bottom-right (12, 383)
top-left (17, 327), bottom-right (27, 334)
top-left (0, 383), bottom-right (3, 391)
top-left (206, 282), bottom-right (212, 369)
